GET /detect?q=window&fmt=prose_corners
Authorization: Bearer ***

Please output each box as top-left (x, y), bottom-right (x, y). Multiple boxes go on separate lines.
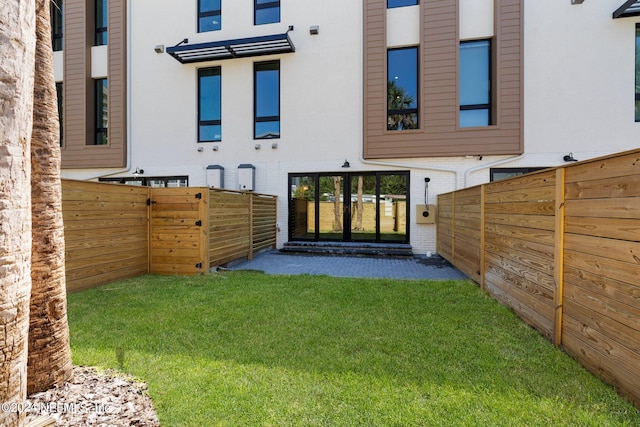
top-left (56, 82), bottom-right (63, 146)
top-left (95, 0), bottom-right (107, 45)
top-left (255, 0), bottom-right (280, 25)
top-left (51, 0), bottom-right (63, 51)
top-left (387, 47), bottom-right (419, 131)
top-left (100, 176), bottom-right (189, 187)
top-left (198, 67), bottom-right (222, 142)
top-left (94, 79), bottom-right (108, 145)
top-left (490, 167), bottom-right (547, 182)
top-left (254, 61), bottom-right (280, 139)
top-left (460, 39), bottom-right (492, 128)
top-left (198, 0), bottom-right (221, 32)
top-left (387, 0), bottom-right (418, 8)
top-left (636, 24), bottom-right (640, 121)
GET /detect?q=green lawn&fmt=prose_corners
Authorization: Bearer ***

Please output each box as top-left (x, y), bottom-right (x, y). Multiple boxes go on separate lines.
top-left (67, 272), bottom-right (640, 426)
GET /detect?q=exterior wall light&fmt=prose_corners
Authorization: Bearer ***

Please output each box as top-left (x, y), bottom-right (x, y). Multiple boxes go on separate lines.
top-left (154, 44), bottom-right (165, 53)
top-left (563, 153), bottom-right (578, 162)
top-left (310, 25), bottom-right (319, 35)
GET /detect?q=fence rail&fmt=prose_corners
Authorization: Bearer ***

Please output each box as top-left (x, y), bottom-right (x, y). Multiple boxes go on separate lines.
top-left (436, 148), bottom-right (640, 408)
top-left (62, 181), bottom-right (277, 291)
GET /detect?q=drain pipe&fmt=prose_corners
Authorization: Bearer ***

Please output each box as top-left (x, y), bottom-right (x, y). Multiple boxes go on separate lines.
top-left (359, 156), bottom-right (462, 189)
top-left (463, 154), bottom-right (525, 188)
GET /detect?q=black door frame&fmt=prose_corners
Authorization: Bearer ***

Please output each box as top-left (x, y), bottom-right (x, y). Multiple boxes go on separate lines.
top-left (288, 171), bottom-right (410, 243)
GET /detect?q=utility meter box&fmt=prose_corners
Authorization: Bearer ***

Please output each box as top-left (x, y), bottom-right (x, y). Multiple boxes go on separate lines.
top-left (416, 204), bottom-right (437, 224)
top-left (206, 165), bottom-right (224, 188)
top-left (237, 164), bottom-right (255, 191)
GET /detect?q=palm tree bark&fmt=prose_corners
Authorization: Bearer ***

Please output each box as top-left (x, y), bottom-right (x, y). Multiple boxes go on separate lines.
top-left (0, 1), bottom-right (36, 426)
top-left (28, 0), bottom-right (73, 395)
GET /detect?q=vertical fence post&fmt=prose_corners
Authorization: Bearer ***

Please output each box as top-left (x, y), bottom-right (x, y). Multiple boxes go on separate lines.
top-left (451, 191), bottom-right (456, 265)
top-left (248, 192), bottom-right (254, 261)
top-left (553, 168), bottom-right (566, 346)
top-left (480, 185), bottom-right (486, 291)
top-left (200, 189), bottom-right (210, 274)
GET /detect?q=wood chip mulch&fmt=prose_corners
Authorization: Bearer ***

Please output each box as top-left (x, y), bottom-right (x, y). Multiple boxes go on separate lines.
top-left (24, 366), bottom-right (160, 426)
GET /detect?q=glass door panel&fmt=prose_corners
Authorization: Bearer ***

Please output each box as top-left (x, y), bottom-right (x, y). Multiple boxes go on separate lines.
top-left (289, 175), bottom-right (316, 240)
top-left (318, 175), bottom-right (344, 240)
top-left (349, 174), bottom-right (377, 241)
top-left (379, 174), bottom-right (407, 242)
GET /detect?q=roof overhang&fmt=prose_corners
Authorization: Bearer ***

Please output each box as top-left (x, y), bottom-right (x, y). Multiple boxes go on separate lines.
top-left (613, 0), bottom-right (640, 18)
top-left (166, 32), bottom-right (295, 64)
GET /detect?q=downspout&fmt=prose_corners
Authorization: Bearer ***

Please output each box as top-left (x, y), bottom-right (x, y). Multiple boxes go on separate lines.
top-left (359, 155), bottom-right (462, 189)
top-left (463, 154), bottom-right (525, 188)
top-left (84, 0), bottom-right (133, 181)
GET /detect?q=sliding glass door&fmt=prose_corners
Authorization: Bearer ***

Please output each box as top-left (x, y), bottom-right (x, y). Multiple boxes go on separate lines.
top-left (289, 171), bottom-right (409, 243)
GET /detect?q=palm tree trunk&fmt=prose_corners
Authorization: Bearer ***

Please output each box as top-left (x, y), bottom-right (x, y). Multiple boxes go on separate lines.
top-left (0, 2), bottom-right (36, 426)
top-left (333, 176), bottom-right (342, 232)
top-left (28, 0), bottom-right (73, 395)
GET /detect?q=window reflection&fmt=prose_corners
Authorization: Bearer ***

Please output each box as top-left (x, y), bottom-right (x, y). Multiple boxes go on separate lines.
top-left (255, 0), bottom-right (280, 25)
top-left (254, 61), bottom-right (280, 139)
top-left (198, 68), bottom-right (222, 142)
top-left (387, 0), bottom-right (418, 8)
top-left (387, 47), bottom-right (419, 131)
top-left (199, 0), bottom-right (221, 32)
top-left (460, 40), bottom-right (492, 128)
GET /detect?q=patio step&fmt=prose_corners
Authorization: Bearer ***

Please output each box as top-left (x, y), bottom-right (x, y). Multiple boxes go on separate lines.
top-left (281, 241), bottom-right (413, 257)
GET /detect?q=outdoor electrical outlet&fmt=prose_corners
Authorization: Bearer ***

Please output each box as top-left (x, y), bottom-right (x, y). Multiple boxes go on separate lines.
top-left (416, 204), bottom-right (436, 224)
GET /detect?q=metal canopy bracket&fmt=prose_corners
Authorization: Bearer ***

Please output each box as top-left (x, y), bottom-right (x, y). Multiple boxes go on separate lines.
top-left (613, 0), bottom-right (640, 18)
top-left (166, 32), bottom-right (295, 64)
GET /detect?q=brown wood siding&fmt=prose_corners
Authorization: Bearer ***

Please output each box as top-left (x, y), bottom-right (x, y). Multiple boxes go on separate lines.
top-left (61, 0), bottom-right (126, 169)
top-left (363, 0), bottom-right (523, 159)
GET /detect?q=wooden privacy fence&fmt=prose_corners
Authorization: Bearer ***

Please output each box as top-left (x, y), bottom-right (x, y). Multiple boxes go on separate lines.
top-left (62, 181), bottom-right (277, 291)
top-left (436, 148), bottom-right (640, 408)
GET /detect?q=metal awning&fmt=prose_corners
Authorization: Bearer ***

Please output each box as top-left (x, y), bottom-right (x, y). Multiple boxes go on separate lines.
top-left (166, 32), bottom-right (295, 64)
top-left (613, 0), bottom-right (640, 18)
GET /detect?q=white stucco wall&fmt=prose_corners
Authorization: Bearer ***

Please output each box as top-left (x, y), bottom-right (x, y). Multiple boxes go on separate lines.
top-left (60, 0), bottom-right (640, 256)
top-left (524, 0), bottom-right (640, 157)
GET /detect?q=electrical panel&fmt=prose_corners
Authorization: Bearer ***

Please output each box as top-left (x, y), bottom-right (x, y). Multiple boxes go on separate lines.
top-left (237, 164), bottom-right (255, 191)
top-left (206, 165), bottom-right (224, 188)
top-left (416, 204), bottom-right (436, 224)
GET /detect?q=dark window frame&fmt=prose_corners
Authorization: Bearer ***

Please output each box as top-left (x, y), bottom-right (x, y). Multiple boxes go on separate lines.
top-left (56, 82), bottom-right (63, 146)
top-left (459, 39), bottom-right (493, 128)
top-left (254, 0), bottom-right (280, 25)
top-left (387, 46), bottom-right (420, 131)
top-left (636, 24), bottom-right (640, 122)
top-left (93, 78), bottom-right (108, 145)
top-left (51, 0), bottom-right (63, 51)
top-left (198, 67), bottom-right (222, 142)
top-left (198, 0), bottom-right (221, 32)
top-left (254, 60), bottom-right (280, 139)
top-left (95, 0), bottom-right (107, 46)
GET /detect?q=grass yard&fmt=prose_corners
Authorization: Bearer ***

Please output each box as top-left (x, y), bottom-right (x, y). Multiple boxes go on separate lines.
top-left (68, 272), bottom-right (640, 426)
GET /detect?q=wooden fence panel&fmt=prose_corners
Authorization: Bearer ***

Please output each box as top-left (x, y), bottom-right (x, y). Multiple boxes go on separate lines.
top-left (62, 180), bottom-right (149, 292)
top-left (209, 189), bottom-right (251, 267)
top-left (436, 148), bottom-right (640, 409)
top-left (436, 193), bottom-right (454, 263)
top-left (483, 170), bottom-right (557, 339)
top-left (149, 187), bottom-right (209, 275)
top-left (452, 187), bottom-right (482, 282)
top-left (252, 193), bottom-right (278, 255)
top-left (562, 151), bottom-right (640, 407)
top-left (208, 189), bottom-right (278, 267)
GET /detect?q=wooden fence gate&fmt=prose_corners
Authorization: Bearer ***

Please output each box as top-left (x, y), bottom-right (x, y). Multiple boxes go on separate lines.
top-left (149, 188), bottom-right (209, 275)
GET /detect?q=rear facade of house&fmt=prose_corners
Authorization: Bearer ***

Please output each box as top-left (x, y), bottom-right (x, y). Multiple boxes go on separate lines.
top-left (53, 0), bottom-right (640, 256)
